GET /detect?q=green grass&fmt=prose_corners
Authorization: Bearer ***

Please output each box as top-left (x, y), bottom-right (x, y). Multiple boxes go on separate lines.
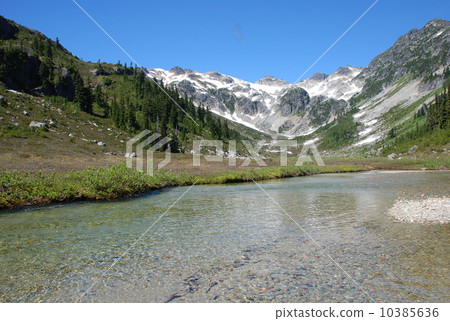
top-left (0, 124), bottom-right (49, 138)
top-left (382, 126), bottom-right (450, 155)
top-left (319, 109), bottom-right (361, 149)
top-left (0, 164), bottom-right (194, 209)
top-left (3, 157), bottom-right (449, 210)
top-left (0, 163), bottom-right (368, 209)
top-left (375, 86), bottom-right (449, 155)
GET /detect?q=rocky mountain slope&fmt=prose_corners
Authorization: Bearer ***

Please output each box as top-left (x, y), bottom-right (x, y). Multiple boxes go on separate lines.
top-left (0, 15), bottom-right (448, 160)
top-left (348, 19), bottom-right (450, 148)
top-left (147, 65), bottom-right (363, 137)
top-left (146, 19), bottom-right (449, 146)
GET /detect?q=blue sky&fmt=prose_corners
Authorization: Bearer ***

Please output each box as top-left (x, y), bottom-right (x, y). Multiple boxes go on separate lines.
top-left (1, 0), bottom-right (449, 83)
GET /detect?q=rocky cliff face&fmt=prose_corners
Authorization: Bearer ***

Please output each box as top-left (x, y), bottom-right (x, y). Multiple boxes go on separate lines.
top-left (146, 19), bottom-right (449, 142)
top-left (0, 15), bottom-right (18, 40)
top-left (0, 16), bottom-right (75, 99)
top-left (352, 19), bottom-right (450, 104)
top-left (348, 19), bottom-right (450, 148)
top-left (255, 75), bottom-right (290, 86)
top-left (146, 65), bottom-right (362, 137)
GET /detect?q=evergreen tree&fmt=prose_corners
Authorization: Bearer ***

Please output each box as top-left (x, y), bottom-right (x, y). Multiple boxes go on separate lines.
top-left (39, 58), bottom-right (54, 94)
top-left (142, 102), bottom-right (150, 130)
top-left (93, 84), bottom-right (109, 116)
top-left (110, 99), bottom-right (119, 125)
top-left (126, 106), bottom-right (138, 132)
top-left (210, 118), bottom-right (221, 139)
top-left (438, 86), bottom-right (449, 129)
top-left (170, 132), bottom-right (179, 153)
top-left (0, 23), bottom-right (256, 152)
top-left (73, 71), bottom-right (93, 114)
top-left (223, 120), bottom-right (230, 139)
top-left (205, 107), bottom-right (213, 126)
top-left (197, 104), bottom-right (205, 124)
top-left (426, 86), bottom-right (449, 130)
top-left (169, 104), bottom-right (178, 129)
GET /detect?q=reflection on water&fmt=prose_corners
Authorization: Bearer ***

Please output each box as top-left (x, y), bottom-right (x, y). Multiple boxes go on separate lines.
top-left (0, 171), bottom-right (448, 302)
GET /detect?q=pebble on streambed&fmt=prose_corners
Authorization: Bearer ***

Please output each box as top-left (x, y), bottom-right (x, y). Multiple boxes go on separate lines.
top-left (388, 197), bottom-right (450, 224)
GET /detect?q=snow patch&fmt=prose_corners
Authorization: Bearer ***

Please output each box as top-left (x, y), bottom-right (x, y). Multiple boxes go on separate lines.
top-left (7, 89), bottom-right (22, 94)
top-left (354, 134), bottom-right (381, 146)
top-left (433, 30), bottom-right (444, 38)
top-left (146, 65), bottom-right (363, 136)
top-left (359, 127), bottom-right (374, 136)
top-left (303, 137), bottom-right (320, 145)
top-left (211, 109), bottom-right (265, 133)
top-left (364, 119), bottom-right (377, 126)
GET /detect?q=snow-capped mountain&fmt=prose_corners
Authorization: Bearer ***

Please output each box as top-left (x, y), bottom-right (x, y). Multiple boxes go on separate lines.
top-left (298, 67), bottom-right (363, 101)
top-left (146, 19), bottom-right (448, 145)
top-left (146, 65), bottom-right (363, 137)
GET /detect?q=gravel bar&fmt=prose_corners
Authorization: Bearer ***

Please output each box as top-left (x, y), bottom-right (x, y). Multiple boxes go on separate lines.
top-left (388, 197), bottom-right (450, 224)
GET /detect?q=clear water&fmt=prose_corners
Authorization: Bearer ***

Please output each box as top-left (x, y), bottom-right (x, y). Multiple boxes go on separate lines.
top-left (0, 171), bottom-right (448, 302)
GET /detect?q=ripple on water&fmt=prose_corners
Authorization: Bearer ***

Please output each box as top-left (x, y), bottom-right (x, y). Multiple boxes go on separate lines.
top-left (0, 171), bottom-right (449, 302)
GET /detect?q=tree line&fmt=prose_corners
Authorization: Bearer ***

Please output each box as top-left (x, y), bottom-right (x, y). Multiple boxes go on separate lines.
top-left (422, 83), bottom-right (450, 131)
top-left (1, 28), bottom-right (240, 152)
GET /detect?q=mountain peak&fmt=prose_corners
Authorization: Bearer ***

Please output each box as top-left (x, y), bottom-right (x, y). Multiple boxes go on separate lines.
top-left (309, 73), bottom-right (328, 81)
top-left (255, 75), bottom-right (290, 86)
top-left (335, 65), bottom-right (361, 76)
top-left (147, 19), bottom-right (447, 137)
top-left (169, 66), bottom-right (186, 75)
top-left (425, 18), bottom-right (449, 28)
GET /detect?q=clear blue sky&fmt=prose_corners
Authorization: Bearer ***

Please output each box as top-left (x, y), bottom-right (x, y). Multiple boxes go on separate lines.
top-left (1, 0), bottom-right (449, 83)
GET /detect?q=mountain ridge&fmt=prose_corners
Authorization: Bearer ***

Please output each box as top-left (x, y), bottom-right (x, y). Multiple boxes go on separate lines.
top-left (146, 18), bottom-right (449, 143)
top-left (0, 15), bottom-right (448, 157)
top-left (146, 64), bottom-right (363, 137)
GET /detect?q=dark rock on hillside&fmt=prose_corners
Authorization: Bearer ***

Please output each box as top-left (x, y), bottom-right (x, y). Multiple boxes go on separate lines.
top-left (237, 97), bottom-right (265, 116)
top-left (113, 67), bottom-right (124, 75)
top-left (279, 119), bottom-right (295, 131)
top-left (278, 87), bottom-right (310, 116)
top-left (308, 96), bottom-right (348, 126)
top-left (195, 92), bottom-right (225, 111)
top-left (310, 73), bottom-right (328, 81)
top-left (255, 75), bottom-right (289, 86)
top-left (90, 69), bottom-right (111, 76)
top-left (178, 80), bottom-right (196, 95)
top-left (213, 88), bottom-right (237, 112)
top-left (198, 91), bottom-right (228, 112)
top-left (0, 16), bottom-right (18, 40)
top-left (354, 19), bottom-right (450, 102)
top-left (336, 66), bottom-right (356, 76)
top-left (205, 71), bottom-right (234, 84)
top-left (3, 53), bottom-right (41, 90)
top-left (54, 67), bottom-right (75, 101)
top-left (170, 66), bottom-right (186, 75)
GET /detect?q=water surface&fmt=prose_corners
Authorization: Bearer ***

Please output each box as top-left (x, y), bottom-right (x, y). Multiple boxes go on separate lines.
top-left (0, 170), bottom-right (448, 302)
